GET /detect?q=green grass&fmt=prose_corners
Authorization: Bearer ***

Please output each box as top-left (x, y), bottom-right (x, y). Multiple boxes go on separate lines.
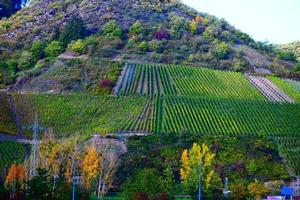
top-left (116, 64), bottom-right (266, 101)
top-left (267, 76), bottom-right (300, 103)
top-left (0, 141), bottom-right (28, 173)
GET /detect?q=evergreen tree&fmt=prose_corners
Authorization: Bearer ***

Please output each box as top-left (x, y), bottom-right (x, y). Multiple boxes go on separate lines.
top-left (59, 16), bottom-right (86, 47)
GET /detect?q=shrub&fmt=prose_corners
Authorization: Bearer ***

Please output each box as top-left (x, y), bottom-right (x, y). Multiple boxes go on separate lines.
top-left (45, 41), bottom-right (64, 58)
top-left (148, 40), bottom-right (159, 52)
top-left (189, 20), bottom-right (197, 33)
top-left (213, 41), bottom-right (228, 59)
top-left (68, 39), bottom-right (86, 54)
top-left (18, 51), bottom-right (34, 70)
top-left (127, 38), bottom-right (136, 48)
top-left (139, 41), bottom-right (148, 52)
top-left (30, 41), bottom-right (45, 61)
top-left (129, 21), bottom-right (143, 35)
top-left (203, 26), bottom-right (215, 41)
top-left (153, 28), bottom-right (169, 40)
top-left (59, 16), bottom-right (86, 47)
top-left (277, 50), bottom-right (297, 61)
top-left (102, 20), bottom-right (122, 39)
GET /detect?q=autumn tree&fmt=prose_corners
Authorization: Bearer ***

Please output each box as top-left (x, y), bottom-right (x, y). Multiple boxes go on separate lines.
top-left (5, 163), bottom-right (26, 199)
top-left (189, 20), bottom-right (197, 34)
top-left (82, 145), bottom-right (100, 189)
top-left (247, 180), bottom-right (269, 200)
top-left (180, 143), bottom-right (222, 197)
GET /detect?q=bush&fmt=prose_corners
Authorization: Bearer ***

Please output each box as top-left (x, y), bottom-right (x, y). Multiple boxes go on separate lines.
top-left (213, 41), bottom-right (229, 60)
top-left (139, 41), bottom-right (148, 52)
top-left (18, 51), bottom-right (34, 70)
top-left (45, 41), bottom-right (64, 58)
top-left (148, 40), bottom-right (159, 52)
top-left (30, 41), bottom-right (45, 61)
top-left (153, 28), bottom-right (169, 40)
top-left (59, 16), bottom-right (86, 47)
top-left (277, 50), bottom-right (297, 61)
top-left (129, 21), bottom-right (143, 35)
top-left (202, 26), bottom-right (215, 41)
top-left (102, 20), bottom-right (123, 39)
top-left (68, 39), bottom-right (87, 54)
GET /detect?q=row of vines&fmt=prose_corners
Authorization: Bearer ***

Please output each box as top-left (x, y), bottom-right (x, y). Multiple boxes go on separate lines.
top-left (115, 63), bottom-right (266, 100)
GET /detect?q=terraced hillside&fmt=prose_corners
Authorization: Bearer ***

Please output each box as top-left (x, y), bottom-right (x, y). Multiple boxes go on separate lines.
top-left (115, 63), bottom-right (266, 100)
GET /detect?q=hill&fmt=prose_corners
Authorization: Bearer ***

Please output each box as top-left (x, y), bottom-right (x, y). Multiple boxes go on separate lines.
top-left (0, 0), bottom-right (298, 93)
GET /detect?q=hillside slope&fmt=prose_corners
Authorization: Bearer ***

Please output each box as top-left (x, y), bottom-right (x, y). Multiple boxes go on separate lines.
top-left (0, 0), bottom-right (297, 93)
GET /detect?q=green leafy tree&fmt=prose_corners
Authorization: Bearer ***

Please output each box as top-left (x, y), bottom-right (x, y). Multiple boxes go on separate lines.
top-left (129, 21), bottom-right (143, 35)
top-left (30, 41), bottom-right (45, 62)
top-left (203, 26), bottom-right (215, 41)
top-left (18, 51), bottom-right (34, 70)
top-left (68, 39), bottom-right (87, 54)
top-left (213, 41), bottom-right (229, 60)
top-left (102, 20), bottom-right (122, 39)
top-left (45, 41), bottom-right (64, 58)
top-left (139, 41), bottom-right (148, 52)
top-left (163, 166), bottom-right (175, 194)
top-left (25, 168), bottom-right (53, 200)
top-left (148, 40), bottom-right (159, 52)
top-left (59, 16), bottom-right (86, 47)
top-left (122, 168), bottom-right (164, 199)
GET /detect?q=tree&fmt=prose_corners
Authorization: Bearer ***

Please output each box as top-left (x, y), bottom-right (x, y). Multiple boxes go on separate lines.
top-left (180, 143), bottom-right (221, 197)
top-left (45, 41), bottom-right (64, 58)
top-left (30, 41), bottom-right (45, 61)
top-left (139, 41), bottom-right (148, 52)
top-left (18, 51), bottom-right (34, 70)
top-left (102, 20), bottom-right (122, 40)
top-left (121, 168), bottom-right (164, 199)
top-left (5, 163), bottom-right (26, 199)
top-left (230, 182), bottom-right (248, 200)
top-left (59, 16), bottom-right (86, 47)
top-left (213, 41), bottom-right (229, 60)
top-left (68, 39), bottom-right (87, 54)
top-left (129, 21), bottom-right (143, 35)
top-left (247, 181), bottom-right (269, 200)
top-left (163, 166), bottom-right (175, 194)
top-left (82, 145), bottom-right (100, 189)
top-left (189, 20), bottom-right (197, 34)
top-left (25, 168), bottom-right (53, 200)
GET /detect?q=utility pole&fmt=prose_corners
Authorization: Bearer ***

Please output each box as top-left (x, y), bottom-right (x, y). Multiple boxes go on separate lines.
top-left (198, 156), bottom-right (203, 200)
top-left (72, 160), bottom-right (76, 200)
top-left (30, 114), bottom-right (39, 178)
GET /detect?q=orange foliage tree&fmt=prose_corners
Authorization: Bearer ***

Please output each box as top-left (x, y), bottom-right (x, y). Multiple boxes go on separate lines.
top-left (6, 163), bottom-right (26, 199)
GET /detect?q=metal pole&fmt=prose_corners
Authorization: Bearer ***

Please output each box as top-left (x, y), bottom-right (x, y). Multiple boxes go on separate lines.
top-left (198, 157), bottom-right (203, 200)
top-left (72, 160), bottom-right (76, 200)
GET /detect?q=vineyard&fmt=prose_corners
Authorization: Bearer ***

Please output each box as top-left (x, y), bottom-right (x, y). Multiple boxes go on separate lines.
top-left (10, 94), bottom-right (149, 137)
top-left (245, 74), bottom-right (295, 103)
top-left (267, 76), bottom-right (300, 103)
top-left (0, 141), bottom-right (28, 178)
top-left (285, 79), bottom-right (300, 93)
top-left (277, 137), bottom-right (300, 176)
top-left (158, 97), bottom-right (300, 136)
top-left (115, 63), bottom-right (266, 100)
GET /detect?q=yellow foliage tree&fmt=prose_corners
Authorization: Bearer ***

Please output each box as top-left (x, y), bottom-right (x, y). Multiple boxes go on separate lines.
top-left (180, 143), bottom-right (221, 196)
top-left (82, 145), bottom-right (101, 188)
top-left (248, 181), bottom-right (269, 200)
top-left (189, 20), bottom-right (197, 33)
